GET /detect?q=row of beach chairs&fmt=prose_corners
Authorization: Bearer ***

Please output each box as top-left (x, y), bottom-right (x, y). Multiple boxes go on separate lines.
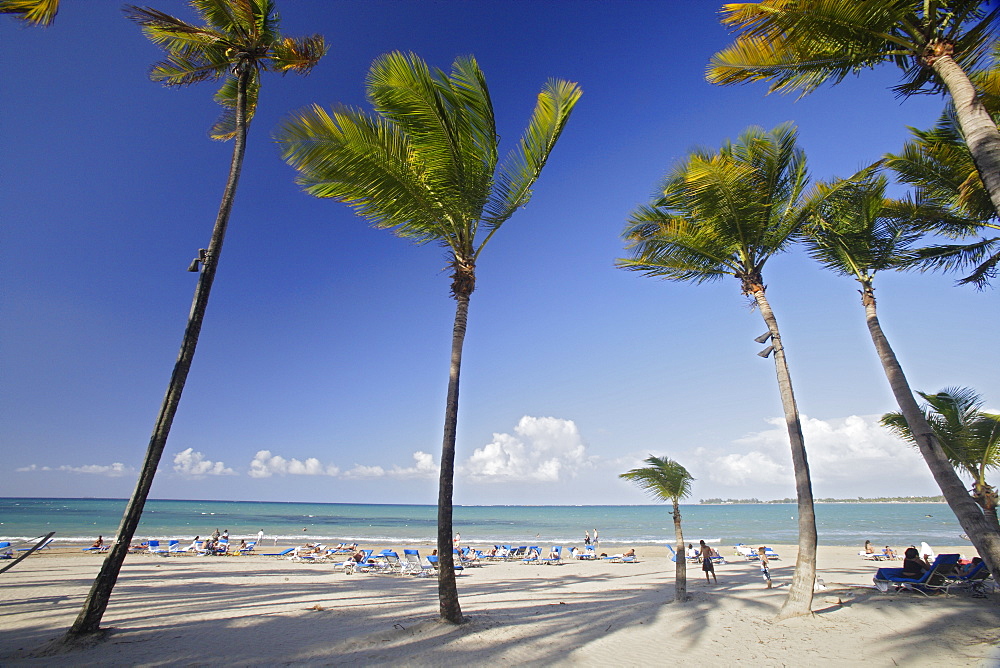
top-left (874, 553), bottom-right (995, 596)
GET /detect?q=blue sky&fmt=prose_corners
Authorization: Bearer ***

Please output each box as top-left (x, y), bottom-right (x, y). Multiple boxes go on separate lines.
top-left (3, 1), bottom-right (997, 506)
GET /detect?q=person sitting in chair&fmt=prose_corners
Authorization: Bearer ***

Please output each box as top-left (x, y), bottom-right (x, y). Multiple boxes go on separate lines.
top-left (901, 547), bottom-right (929, 578)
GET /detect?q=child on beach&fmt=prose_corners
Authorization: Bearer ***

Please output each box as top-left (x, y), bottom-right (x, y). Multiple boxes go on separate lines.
top-left (758, 546), bottom-right (771, 588)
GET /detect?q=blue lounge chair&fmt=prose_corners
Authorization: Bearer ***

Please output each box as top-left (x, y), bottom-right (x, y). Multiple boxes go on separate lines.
top-left (261, 547), bottom-right (294, 557)
top-left (343, 550), bottom-right (376, 573)
top-left (941, 561), bottom-right (993, 595)
top-left (402, 549), bottom-right (434, 576)
top-left (666, 544), bottom-right (682, 563)
top-left (17, 538), bottom-right (54, 552)
top-left (541, 546), bottom-right (563, 565)
top-left (427, 555), bottom-right (464, 573)
top-left (147, 539), bottom-right (168, 555)
top-left (521, 547), bottom-right (541, 564)
top-left (763, 547), bottom-right (780, 561)
top-left (874, 553), bottom-right (961, 595)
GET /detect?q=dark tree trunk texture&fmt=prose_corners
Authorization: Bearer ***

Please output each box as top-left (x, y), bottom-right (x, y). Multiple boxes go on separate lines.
top-left (672, 500), bottom-right (687, 602)
top-left (436, 291), bottom-right (469, 624)
top-left (753, 289), bottom-right (817, 619)
top-left (67, 66), bottom-right (253, 637)
top-left (862, 286), bottom-right (1000, 576)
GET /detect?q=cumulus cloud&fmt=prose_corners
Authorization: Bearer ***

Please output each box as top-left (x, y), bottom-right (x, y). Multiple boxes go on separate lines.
top-left (172, 448), bottom-right (235, 478)
top-left (16, 462), bottom-right (133, 477)
top-left (704, 413), bottom-right (928, 492)
top-left (248, 450), bottom-right (339, 478)
top-left (460, 416), bottom-right (595, 482)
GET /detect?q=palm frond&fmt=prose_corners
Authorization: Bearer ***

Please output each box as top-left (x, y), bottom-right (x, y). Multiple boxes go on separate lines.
top-left (899, 236), bottom-right (1000, 288)
top-left (619, 455), bottom-right (694, 503)
top-left (482, 78), bottom-right (582, 235)
top-left (269, 34), bottom-right (327, 74)
top-left (0, 0), bottom-right (58, 26)
top-left (209, 73), bottom-right (260, 140)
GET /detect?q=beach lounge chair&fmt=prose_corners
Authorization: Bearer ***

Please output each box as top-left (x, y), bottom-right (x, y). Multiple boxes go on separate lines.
top-left (941, 561), bottom-right (994, 596)
top-left (376, 550), bottom-right (404, 574)
top-left (509, 546), bottom-right (528, 560)
top-left (402, 549), bottom-right (434, 576)
top-left (427, 554), bottom-right (464, 574)
top-left (343, 550), bottom-right (375, 574)
top-left (666, 544), bottom-right (681, 563)
top-left (261, 547), bottom-right (294, 557)
top-left (734, 544), bottom-right (760, 561)
top-left (762, 547), bottom-right (779, 561)
top-left (521, 547), bottom-right (541, 564)
top-left (873, 553), bottom-right (961, 595)
top-left (17, 538), bottom-right (54, 553)
top-left (147, 540), bottom-right (168, 555)
top-left (541, 546), bottom-right (563, 565)
top-left (575, 545), bottom-right (597, 560)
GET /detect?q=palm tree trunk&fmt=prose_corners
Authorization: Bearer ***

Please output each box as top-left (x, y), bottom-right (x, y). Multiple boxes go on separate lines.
top-left (862, 288), bottom-right (1000, 576)
top-left (932, 54), bottom-right (1000, 220)
top-left (66, 65), bottom-right (252, 638)
top-left (672, 500), bottom-right (686, 603)
top-left (436, 292), bottom-right (468, 624)
top-left (753, 290), bottom-right (816, 619)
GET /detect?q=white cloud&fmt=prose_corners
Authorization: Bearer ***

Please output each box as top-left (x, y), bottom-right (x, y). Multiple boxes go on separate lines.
top-left (248, 450), bottom-right (339, 478)
top-left (342, 451), bottom-right (438, 479)
top-left (702, 413), bottom-right (931, 494)
top-left (16, 462), bottom-right (133, 477)
top-left (460, 416), bottom-right (596, 482)
top-left (172, 448), bottom-right (235, 478)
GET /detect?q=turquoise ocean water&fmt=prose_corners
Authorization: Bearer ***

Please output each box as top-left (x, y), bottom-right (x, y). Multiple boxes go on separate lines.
top-left (0, 498), bottom-right (968, 549)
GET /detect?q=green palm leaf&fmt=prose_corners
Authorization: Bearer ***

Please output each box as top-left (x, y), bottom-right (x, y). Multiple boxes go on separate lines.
top-left (620, 455), bottom-right (694, 503)
top-left (0, 0), bottom-right (58, 26)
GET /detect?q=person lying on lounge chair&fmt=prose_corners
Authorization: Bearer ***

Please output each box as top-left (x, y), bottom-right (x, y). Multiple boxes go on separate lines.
top-left (883, 546), bottom-right (897, 559)
top-left (623, 548), bottom-right (635, 558)
top-left (960, 557), bottom-right (983, 575)
top-left (546, 547), bottom-right (560, 560)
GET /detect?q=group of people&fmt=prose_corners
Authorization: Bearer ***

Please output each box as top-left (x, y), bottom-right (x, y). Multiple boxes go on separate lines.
top-left (863, 540), bottom-right (897, 560)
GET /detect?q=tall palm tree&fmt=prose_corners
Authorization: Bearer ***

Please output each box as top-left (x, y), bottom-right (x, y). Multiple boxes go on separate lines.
top-left (801, 168), bottom-right (1000, 574)
top-left (708, 1), bottom-right (1000, 219)
top-left (619, 455), bottom-right (694, 602)
top-left (275, 51), bottom-right (581, 624)
top-left (618, 123), bottom-right (818, 619)
top-left (0, 0), bottom-right (59, 25)
top-left (882, 387), bottom-right (1000, 530)
top-left (67, 0), bottom-right (325, 638)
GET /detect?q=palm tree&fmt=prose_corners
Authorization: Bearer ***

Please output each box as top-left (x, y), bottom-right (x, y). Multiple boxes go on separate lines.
top-left (275, 51), bottom-right (581, 624)
top-left (66, 0), bottom-right (325, 638)
top-left (882, 388), bottom-right (1000, 530)
top-left (618, 123), bottom-right (818, 619)
top-left (0, 0), bottom-right (59, 25)
top-left (708, 1), bottom-right (1000, 219)
top-left (801, 168), bottom-right (1000, 575)
top-left (619, 455), bottom-right (694, 602)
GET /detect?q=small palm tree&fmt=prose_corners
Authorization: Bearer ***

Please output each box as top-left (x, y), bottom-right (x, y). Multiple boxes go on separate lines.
top-left (67, 0), bottom-right (325, 638)
top-left (618, 123), bottom-right (818, 619)
top-left (0, 0), bottom-right (59, 25)
top-left (882, 388), bottom-right (1000, 530)
top-left (620, 455), bottom-right (694, 602)
top-left (275, 51), bottom-right (581, 624)
top-left (801, 169), bottom-right (1000, 575)
top-left (708, 1), bottom-right (1000, 220)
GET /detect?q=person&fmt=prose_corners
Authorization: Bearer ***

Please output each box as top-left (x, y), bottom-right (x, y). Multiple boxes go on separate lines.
top-left (883, 545), bottom-right (897, 560)
top-left (203, 537), bottom-right (215, 554)
top-left (237, 539), bottom-right (247, 551)
top-left (593, 528), bottom-right (599, 549)
top-left (454, 532), bottom-right (461, 548)
top-left (584, 531), bottom-right (591, 546)
top-left (211, 528), bottom-right (220, 541)
top-left (350, 550), bottom-right (365, 563)
top-left (864, 540), bottom-right (875, 554)
top-left (758, 546), bottom-right (771, 588)
top-left (222, 529), bottom-right (230, 542)
top-left (700, 540), bottom-right (717, 584)
top-left (547, 547), bottom-right (560, 560)
top-left (686, 543), bottom-right (698, 560)
top-left (960, 557), bottom-right (983, 575)
top-left (90, 536), bottom-right (104, 549)
top-left (256, 529), bottom-right (264, 545)
top-left (185, 536), bottom-right (201, 552)
top-left (623, 548), bottom-right (635, 558)
top-left (901, 546), bottom-right (929, 578)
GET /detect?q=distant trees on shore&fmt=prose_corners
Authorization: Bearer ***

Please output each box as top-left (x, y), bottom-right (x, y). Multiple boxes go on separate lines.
top-left (699, 496), bottom-right (947, 504)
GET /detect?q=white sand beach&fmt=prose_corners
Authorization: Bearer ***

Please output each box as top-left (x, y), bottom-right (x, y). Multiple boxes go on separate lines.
top-left (1, 544), bottom-right (998, 666)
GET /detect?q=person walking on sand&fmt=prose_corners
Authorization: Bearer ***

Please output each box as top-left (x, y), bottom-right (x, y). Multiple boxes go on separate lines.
top-left (700, 540), bottom-right (717, 584)
top-left (256, 528), bottom-right (264, 545)
top-left (593, 528), bottom-right (599, 550)
top-left (584, 530), bottom-right (591, 546)
top-left (758, 546), bottom-right (771, 588)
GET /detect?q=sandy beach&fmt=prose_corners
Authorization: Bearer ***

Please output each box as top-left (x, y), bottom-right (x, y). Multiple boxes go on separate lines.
top-left (1, 543), bottom-right (998, 666)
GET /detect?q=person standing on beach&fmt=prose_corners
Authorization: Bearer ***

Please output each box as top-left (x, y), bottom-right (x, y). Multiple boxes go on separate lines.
top-left (593, 528), bottom-right (599, 549)
top-left (212, 528), bottom-right (220, 541)
top-left (256, 529), bottom-right (264, 545)
top-left (700, 540), bottom-right (717, 584)
top-left (584, 531), bottom-right (591, 545)
top-left (758, 546), bottom-right (771, 588)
